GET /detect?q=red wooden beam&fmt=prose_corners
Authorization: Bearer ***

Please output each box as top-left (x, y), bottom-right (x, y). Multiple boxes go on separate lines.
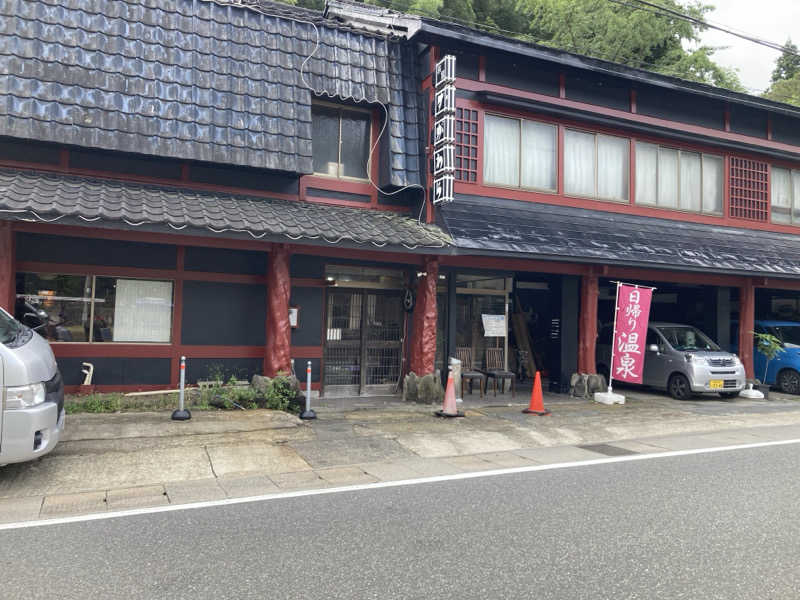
top-left (456, 77), bottom-right (800, 157)
top-left (0, 220), bottom-right (14, 312)
top-left (739, 279), bottom-right (755, 378)
top-left (409, 256), bottom-right (439, 375)
top-left (291, 346), bottom-right (323, 359)
top-left (605, 266), bottom-right (743, 287)
top-left (440, 255), bottom-right (591, 276)
top-left (17, 261), bottom-right (178, 281)
top-left (51, 344), bottom-right (265, 359)
top-left (0, 159), bottom-right (298, 203)
top-left (12, 221), bottom-right (272, 252)
top-left (265, 245), bottom-right (291, 376)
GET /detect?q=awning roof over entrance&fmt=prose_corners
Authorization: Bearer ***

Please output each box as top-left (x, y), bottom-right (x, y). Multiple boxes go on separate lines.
top-left (439, 194), bottom-right (800, 278)
top-left (0, 168), bottom-right (451, 250)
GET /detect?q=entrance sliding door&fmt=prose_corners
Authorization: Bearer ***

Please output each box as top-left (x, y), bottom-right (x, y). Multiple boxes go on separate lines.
top-left (363, 292), bottom-right (403, 394)
top-left (324, 290), bottom-right (404, 396)
top-left (324, 290), bottom-right (363, 396)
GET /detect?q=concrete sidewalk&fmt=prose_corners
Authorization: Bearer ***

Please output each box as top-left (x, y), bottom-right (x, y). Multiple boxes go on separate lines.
top-left (2, 389), bottom-right (800, 523)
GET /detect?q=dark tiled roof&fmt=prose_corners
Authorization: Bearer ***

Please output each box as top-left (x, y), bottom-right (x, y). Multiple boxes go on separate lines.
top-left (0, 0), bottom-right (421, 187)
top-left (440, 194), bottom-right (800, 277)
top-left (0, 168), bottom-right (450, 249)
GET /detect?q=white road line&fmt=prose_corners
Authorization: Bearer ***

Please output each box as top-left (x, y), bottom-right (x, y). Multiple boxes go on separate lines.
top-left (2, 436), bottom-right (800, 531)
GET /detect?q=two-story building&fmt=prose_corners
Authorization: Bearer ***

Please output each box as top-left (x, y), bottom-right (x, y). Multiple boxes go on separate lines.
top-left (3, 0), bottom-right (800, 399)
top-left (394, 2), bottom-right (800, 395)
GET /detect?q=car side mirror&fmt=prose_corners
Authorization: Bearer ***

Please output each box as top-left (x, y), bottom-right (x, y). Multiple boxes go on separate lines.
top-left (647, 344), bottom-right (660, 353)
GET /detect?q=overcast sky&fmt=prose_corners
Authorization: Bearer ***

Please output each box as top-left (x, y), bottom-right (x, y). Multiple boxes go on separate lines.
top-left (700, 0), bottom-right (800, 94)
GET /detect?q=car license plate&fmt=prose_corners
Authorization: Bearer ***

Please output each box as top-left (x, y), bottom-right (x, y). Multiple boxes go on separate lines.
top-left (709, 380), bottom-right (723, 389)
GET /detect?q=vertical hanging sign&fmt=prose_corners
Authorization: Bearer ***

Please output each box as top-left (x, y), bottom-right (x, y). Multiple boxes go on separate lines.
top-left (432, 54), bottom-right (456, 205)
top-left (610, 283), bottom-right (654, 385)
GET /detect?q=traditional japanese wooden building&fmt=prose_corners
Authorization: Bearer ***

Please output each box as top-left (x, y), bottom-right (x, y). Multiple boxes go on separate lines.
top-left (3, 0), bottom-right (800, 396)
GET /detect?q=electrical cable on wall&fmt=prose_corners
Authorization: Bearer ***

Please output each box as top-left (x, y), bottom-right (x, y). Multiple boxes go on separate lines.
top-left (1, 2), bottom-right (449, 248)
top-left (235, 1), bottom-right (429, 221)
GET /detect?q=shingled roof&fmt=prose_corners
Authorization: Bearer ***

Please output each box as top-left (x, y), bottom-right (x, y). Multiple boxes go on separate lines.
top-left (1, 0), bottom-right (422, 187)
top-left (0, 168), bottom-right (450, 249)
top-left (440, 194), bottom-right (800, 278)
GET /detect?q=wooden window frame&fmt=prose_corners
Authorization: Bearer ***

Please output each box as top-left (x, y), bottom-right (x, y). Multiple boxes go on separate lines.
top-left (634, 142), bottom-right (724, 216)
top-left (770, 165), bottom-right (800, 226)
top-left (311, 101), bottom-right (373, 183)
top-left (482, 111), bottom-right (558, 194)
top-left (563, 128), bottom-right (630, 204)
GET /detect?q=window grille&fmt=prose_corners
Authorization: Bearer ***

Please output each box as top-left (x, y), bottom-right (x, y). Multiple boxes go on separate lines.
top-left (729, 157), bottom-right (769, 222)
top-left (455, 107), bottom-right (479, 182)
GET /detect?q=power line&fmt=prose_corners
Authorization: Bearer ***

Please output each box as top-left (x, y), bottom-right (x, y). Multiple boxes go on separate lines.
top-left (614, 0), bottom-right (799, 58)
top-left (334, 0), bottom-right (800, 104)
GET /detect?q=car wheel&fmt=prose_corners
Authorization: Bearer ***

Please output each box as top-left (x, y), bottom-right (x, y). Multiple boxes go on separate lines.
top-left (777, 369), bottom-right (800, 395)
top-left (668, 373), bottom-right (693, 400)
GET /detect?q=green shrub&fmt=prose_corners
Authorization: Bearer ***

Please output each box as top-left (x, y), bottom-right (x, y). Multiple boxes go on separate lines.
top-left (266, 376), bottom-right (296, 411)
top-left (65, 393), bottom-right (123, 414)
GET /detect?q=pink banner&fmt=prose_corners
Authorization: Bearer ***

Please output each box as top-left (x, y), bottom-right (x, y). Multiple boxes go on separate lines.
top-left (611, 284), bottom-right (653, 384)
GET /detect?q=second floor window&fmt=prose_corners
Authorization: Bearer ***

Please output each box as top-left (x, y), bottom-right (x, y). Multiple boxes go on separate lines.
top-left (635, 143), bottom-right (723, 214)
top-left (312, 104), bottom-right (370, 180)
top-left (483, 114), bottom-right (556, 191)
top-left (771, 167), bottom-right (800, 224)
top-left (564, 130), bottom-right (629, 202)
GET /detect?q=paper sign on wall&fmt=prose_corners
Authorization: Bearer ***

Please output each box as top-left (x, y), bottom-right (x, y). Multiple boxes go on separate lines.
top-left (481, 314), bottom-right (506, 337)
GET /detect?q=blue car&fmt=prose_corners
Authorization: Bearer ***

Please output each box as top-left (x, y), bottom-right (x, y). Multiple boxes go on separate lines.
top-left (752, 320), bottom-right (800, 394)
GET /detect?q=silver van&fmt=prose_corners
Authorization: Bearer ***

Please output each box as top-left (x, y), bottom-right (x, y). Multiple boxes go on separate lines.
top-left (597, 322), bottom-right (746, 400)
top-left (1, 307), bottom-right (64, 465)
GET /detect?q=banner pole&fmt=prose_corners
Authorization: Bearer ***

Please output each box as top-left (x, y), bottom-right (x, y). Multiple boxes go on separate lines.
top-left (608, 281), bottom-right (621, 394)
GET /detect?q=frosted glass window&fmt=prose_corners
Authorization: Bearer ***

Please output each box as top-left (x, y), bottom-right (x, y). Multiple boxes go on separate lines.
top-left (637, 143), bottom-right (722, 214)
top-left (484, 114), bottom-right (520, 187)
top-left (312, 104), bottom-right (370, 179)
top-left (679, 152), bottom-right (702, 212)
top-left (565, 130), bottom-right (596, 197)
top-left (597, 135), bottom-right (629, 201)
top-left (702, 156), bottom-right (723, 214)
top-left (521, 121), bottom-right (557, 191)
top-left (772, 167), bottom-right (792, 224)
top-left (793, 171), bottom-right (800, 223)
top-left (111, 279), bottom-right (173, 342)
top-left (312, 105), bottom-right (340, 176)
top-left (635, 143), bottom-right (658, 205)
top-left (657, 148), bottom-right (679, 208)
top-left (340, 111), bottom-right (370, 179)
top-left (16, 275), bottom-right (173, 343)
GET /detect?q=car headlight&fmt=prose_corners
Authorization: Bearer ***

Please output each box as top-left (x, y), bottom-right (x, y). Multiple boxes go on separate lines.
top-left (4, 383), bottom-right (46, 410)
top-left (731, 355), bottom-right (742, 366)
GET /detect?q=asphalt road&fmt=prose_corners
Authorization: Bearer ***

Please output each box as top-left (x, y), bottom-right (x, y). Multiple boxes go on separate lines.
top-left (3, 444), bottom-right (800, 600)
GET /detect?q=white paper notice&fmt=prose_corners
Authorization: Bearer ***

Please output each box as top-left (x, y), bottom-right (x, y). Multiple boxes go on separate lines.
top-left (481, 314), bottom-right (506, 337)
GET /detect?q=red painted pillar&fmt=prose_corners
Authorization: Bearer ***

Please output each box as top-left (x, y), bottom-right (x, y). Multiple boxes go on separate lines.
top-left (739, 279), bottom-right (755, 379)
top-left (0, 221), bottom-right (14, 313)
top-left (409, 257), bottom-right (439, 376)
top-left (265, 245), bottom-right (292, 377)
top-left (578, 274), bottom-right (599, 373)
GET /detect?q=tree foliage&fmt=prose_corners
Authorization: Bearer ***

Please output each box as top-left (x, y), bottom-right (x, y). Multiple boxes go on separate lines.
top-left (770, 40), bottom-right (800, 84)
top-left (293, 0), bottom-right (743, 91)
top-left (762, 40), bottom-right (800, 107)
top-left (764, 75), bottom-right (800, 107)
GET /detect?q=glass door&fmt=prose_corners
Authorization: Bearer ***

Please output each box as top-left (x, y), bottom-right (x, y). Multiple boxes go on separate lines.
top-left (323, 290), bottom-right (404, 396)
top-left (363, 292), bottom-right (404, 393)
top-left (323, 290), bottom-right (363, 396)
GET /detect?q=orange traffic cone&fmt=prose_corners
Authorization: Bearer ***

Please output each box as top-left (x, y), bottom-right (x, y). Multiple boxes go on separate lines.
top-left (435, 370), bottom-right (465, 418)
top-left (523, 371), bottom-right (551, 416)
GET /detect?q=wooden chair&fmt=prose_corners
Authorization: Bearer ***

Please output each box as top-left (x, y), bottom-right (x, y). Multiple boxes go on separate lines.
top-left (455, 347), bottom-right (485, 399)
top-left (483, 348), bottom-right (515, 398)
